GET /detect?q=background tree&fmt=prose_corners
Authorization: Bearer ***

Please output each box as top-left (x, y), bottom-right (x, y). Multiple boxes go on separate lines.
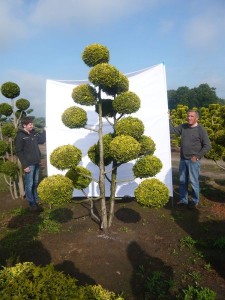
top-left (168, 83), bottom-right (224, 110)
top-left (38, 43), bottom-right (169, 230)
top-left (0, 82), bottom-right (33, 199)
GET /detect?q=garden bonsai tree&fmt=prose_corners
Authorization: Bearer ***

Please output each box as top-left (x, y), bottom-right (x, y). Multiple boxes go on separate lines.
top-left (38, 44), bottom-right (169, 230)
top-left (0, 82), bottom-right (33, 198)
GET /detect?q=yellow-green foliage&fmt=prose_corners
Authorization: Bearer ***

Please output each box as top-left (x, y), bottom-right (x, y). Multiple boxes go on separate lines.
top-left (0, 161), bottom-right (18, 177)
top-left (66, 166), bottom-right (92, 189)
top-left (138, 135), bottom-right (156, 156)
top-left (135, 178), bottom-right (169, 208)
top-left (115, 116), bottom-right (144, 139)
top-left (0, 103), bottom-right (13, 116)
top-left (82, 43), bottom-right (110, 67)
top-left (62, 106), bottom-right (87, 128)
top-left (15, 98), bottom-right (30, 110)
top-left (116, 72), bottom-right (129, 94)
top-left (72, 84), bottom-right (97, 106)
top-left (95, 99), bottom-right (115, 117)
top-left (110, 135), bottom-right (141, 162)
top-left (1, 81), bottom-right (20, 99)
top-left (37, 174), bottom-right (74, 207)
top-left (50, 145), bottom-right (82, 170)
top-left (1, 122), bottom-right (16, 138)
top-left (133, 155), bottom-right (162, 178)
top-left (0, 140), bottom-right (8, 156)
top-left (0, 262), bottom-right (124, 300)
top-left (15, 110), bottom-right (26, 119)
top-left (214, 130), bottom-right (225, 147)
top-left (113, 91), bottom-right (140, 114)
top-left (88, 63), bottom-right (121, 95)
top-left (88, 134), bottom-right (113, 166)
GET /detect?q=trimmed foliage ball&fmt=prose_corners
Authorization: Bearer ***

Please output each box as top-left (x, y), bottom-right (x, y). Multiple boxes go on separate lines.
top-left (113, 91), bottom-right (140, 114)
top-left (1, 123), bottom-right (16, 138)
top-left (15, 98), bottom-right (30, 110)
top-left (133, 155), bottom-right (162, 178)
top-left (0, 161), bottom-right (18, 177)
top-left (89, 63), bottom-right (121, 95)
top-left (110, 135), bottom-right (141, 162)
top-left (116, 72), bottom-right (129, 94)
top-left (62, 106), bottom-right (87, 128)
top-left (88, 134), bottom-right (113, 166)
top-left (0, 103), bottom-right (13, 116)
top-left (65, 166), bottom-right (92, 190)
top-left (37, 175), bottom-right (74, 207)
top-left (82, 44), bottom-right (110, 67)
top-left (115, 117), bottom-right (144, 139)
top-left (72, 84), bottom-right (97, 106)
top-left (1, 82), bottom-right (20, 99)
top-left (135, 178), bottom-right (169, 208)
top-left (50, 145), bottom-right (82, 170)
top-left (15, 110), bottom-right (26, 119)
top-left (0, 140), bottom-right (8, 156)
top-left (95, 99), bottom-right (115, 117)
top-left (214, 130), bottom-right (225, 147)
top-left (138, 135), bottom-right (156, 156)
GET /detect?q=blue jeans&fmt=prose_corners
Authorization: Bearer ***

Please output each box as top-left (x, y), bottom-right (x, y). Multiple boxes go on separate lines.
top-left (24, 164), bottom-right (40, 207)
top-left (179, 158), bottom-right (201, 204)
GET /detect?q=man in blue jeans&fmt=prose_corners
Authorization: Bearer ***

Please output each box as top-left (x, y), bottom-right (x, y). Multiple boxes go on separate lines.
top-left (170, 110), bottom-right (211, 208)
top-left (15, 117), bottom-right (46, 211)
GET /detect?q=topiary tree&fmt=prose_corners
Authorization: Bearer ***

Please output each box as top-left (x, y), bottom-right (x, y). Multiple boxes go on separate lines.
top-left (40, 43), bottom-right (169, 230)
top-left (0, 82), bottom-right (34, 199)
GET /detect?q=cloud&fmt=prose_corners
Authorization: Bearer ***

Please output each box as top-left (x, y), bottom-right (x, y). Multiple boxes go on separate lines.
top-left (0, 1), bottom-right (30, 50)
top-left (184, 4), bottom-right (225, 50)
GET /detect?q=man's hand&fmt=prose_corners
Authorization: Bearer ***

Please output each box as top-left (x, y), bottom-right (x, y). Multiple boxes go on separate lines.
top-left (191, 156), bottom-right (199, 162)
top-left (24, 167), bottom-right (30, 173)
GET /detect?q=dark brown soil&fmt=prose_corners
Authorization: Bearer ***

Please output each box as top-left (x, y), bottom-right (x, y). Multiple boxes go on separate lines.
top-left (0, 149), bottom-right (225, 299)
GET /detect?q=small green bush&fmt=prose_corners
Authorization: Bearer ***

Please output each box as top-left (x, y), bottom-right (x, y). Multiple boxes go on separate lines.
top-left (113, 91), bottom-right (140, 114)
top-left (133, 155), bottom-right (162, 178)
top-left (115, 117), bottom-right (144, 139)
top-left (95, 99), bottom-right (115, 117)
top-left (0, 103), bottom-right (13, 116)
top-left (214, 129), bottom-right (225, 147)
top-left (66, 166), bottom-right (92, 189)
top-left (50, 145), bottom-right (82, 170)
top-left (0, 262), bottom-right (124, 300)
top-left (37, 174), bottom-right (74, 207)
top-left (15, 110), bottom-right (26, 119)
top-left (62, 106), bottom-right (87, 128)
top-left (110, 135), bottom-right (140, 162)
top-left (82, 43), bottom-right (110, 67)
top-left (72, 84), bottom-right (97, 106)
top-left (134, 178), bottom-right (169, 208)
top-left (1, 82), bottom-right (20, 99)
top-left (15, 98), bottom-right (30, 110)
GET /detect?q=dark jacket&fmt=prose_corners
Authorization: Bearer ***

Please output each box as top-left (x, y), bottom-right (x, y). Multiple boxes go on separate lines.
top-left (14, 129), bottom-right (46, 169)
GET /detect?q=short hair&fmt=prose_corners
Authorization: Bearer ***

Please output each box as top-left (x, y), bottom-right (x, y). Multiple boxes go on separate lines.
top-left (187, 110), bottom-right (199, 118)
top-left (21, 116), bottom-right (34, 126)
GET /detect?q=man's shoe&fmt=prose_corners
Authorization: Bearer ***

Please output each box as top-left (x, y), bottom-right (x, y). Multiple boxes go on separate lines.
top-left (176, 201), bottom-right (188, 207)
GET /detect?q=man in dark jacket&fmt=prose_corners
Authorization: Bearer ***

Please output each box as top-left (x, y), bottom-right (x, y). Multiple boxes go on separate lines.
top-left (15, 117), bottom-right (46, 210)
top-left (170, 110), bottom-right (211, 208)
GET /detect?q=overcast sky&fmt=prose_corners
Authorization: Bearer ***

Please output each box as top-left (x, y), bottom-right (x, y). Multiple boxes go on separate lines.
top-left (1, 0), bottom-right (225, 117)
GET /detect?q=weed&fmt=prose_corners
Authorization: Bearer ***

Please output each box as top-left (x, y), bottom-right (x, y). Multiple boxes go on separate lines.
top-left (11, 207), bottom-right (27, 216)
top-left (204, 262), bottom-right (212, 271)
top-left (182, 271), bottom-right (203, 288)
top-left (213, 236), bottom-right (225, 249)
top-left (181, 285), bottom-right (216, 300)
top-left (119, 226), bottom-right (129, 232)
top-left (144, 271), bottom-right (174, 299)
top-left (180, 236), bottom-right (196, 250)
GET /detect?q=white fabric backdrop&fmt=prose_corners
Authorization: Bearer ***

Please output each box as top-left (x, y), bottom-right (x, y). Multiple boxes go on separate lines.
top-left (45, 63), bottom-right (173, 197)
